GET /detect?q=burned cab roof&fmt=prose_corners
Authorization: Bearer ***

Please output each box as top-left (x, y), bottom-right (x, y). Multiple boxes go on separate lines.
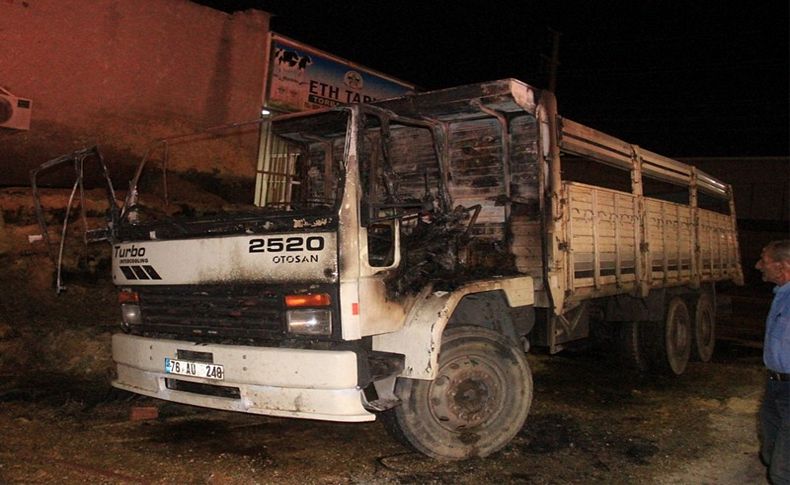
top-left (271, 108), bottom-right (349, 142)
top-left (269, 79), bottom-right (541, 138)
top-left (370, 78), bottom-right (541, 122)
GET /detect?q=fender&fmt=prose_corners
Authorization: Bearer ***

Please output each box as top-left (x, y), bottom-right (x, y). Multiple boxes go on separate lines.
top-left (372, 276), bottom-right (534, 380)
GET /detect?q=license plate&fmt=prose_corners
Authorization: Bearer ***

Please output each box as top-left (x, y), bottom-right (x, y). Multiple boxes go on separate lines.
top-left (164, 358), bottom-right (225, 380)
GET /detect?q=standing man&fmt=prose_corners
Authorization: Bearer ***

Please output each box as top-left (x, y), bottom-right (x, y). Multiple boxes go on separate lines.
top-left (756, 240), bottom-right (790, 484)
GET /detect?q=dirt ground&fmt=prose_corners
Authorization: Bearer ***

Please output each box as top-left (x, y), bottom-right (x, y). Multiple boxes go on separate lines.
top-left (0, 285), bottom-right (771, 483)
top-left (0, 337), bottom-right (769, 484)
top-left (0, 187), bottom-right (774, 484)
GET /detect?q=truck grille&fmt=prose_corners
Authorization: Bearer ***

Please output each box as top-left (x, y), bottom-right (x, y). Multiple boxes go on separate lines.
top-left (135, 285), bottom-right (285, 341)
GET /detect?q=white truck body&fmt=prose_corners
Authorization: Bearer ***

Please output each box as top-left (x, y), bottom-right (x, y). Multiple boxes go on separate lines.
top-left (108, 79), bottom-right (742, 458)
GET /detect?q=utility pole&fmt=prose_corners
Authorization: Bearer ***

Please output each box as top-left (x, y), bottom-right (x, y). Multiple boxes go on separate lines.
top-left (546, 27), bottom-right (562, 93)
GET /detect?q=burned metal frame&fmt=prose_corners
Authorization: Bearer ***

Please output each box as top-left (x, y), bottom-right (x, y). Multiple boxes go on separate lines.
top-left (256, 109), bottom-right (353, 213)
top-left (357, 105), bottom-right (452, 226)
top-left (123, 118), bottom-right (266, 220)
top-left (30, 146), bottom-right (118, 293)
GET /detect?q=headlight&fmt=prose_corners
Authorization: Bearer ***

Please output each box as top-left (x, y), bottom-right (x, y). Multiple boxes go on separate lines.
top-left (121, 303), bottom-right (142, 327)
top-left (118, 290), bottom-right (141, 331)
top-left (287, 309), bottom-right (332, 336)
top-left (285, 293), bottom-right (332, 336)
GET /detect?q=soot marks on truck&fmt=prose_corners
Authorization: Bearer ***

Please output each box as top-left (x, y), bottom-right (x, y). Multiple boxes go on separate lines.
top-left (292, 217), bottom-right (330, 229)
top-left (470, 175), bottom-right (501, 188)
top-left (178, 169), bottom-right (256, 205)
top-left (385, 206), bottom-right (518, 298)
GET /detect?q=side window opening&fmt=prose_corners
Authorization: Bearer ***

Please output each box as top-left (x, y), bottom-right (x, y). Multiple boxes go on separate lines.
top-left (560, 154), bottom-right (632, 193)
top-left (697, 190), bottom-right (730, 215)
top-left (642, 175), bottom-right (689, 205)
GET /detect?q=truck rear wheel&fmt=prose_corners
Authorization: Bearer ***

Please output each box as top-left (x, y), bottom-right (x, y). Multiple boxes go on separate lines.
top-left (642, 296), bottom-right (692, 375)
top-left (692, 293), bottom-right (716, 362)
top-left (385, 325), bottom-right (532, 460)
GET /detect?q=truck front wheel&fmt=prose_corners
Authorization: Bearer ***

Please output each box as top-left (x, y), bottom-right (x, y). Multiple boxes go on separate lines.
top-left (385, 325), bottom-right (532, 460)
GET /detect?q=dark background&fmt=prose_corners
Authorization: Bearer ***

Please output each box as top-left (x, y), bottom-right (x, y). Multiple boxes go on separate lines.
top-left (196, 1), bottom-right (789, 158)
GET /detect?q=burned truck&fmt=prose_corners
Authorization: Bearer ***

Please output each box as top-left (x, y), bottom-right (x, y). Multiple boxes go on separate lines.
top-left (106, 79), bottom-right (742, 459)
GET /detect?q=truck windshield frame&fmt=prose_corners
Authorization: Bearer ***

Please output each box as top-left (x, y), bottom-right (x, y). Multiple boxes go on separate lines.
top-left (117, 109), bottom-right (350, 239)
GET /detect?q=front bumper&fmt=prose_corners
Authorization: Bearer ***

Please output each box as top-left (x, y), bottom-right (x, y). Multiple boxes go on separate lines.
top-left (111, 334), bottom-right (374, 422)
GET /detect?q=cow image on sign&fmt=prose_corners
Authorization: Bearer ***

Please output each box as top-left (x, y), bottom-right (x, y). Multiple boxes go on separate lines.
top-left (275, 48), bottom-right (312, 72)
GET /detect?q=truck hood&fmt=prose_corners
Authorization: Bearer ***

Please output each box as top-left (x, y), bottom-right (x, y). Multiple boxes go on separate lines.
top-left (112, 232), bottom-right (338, 285)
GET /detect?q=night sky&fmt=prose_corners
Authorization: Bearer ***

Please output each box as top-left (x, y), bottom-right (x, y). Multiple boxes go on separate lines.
top-left (196, 1), bottom-right (789, 158)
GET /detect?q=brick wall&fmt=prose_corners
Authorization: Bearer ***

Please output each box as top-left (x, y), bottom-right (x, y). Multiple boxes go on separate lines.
top-left (0, 0), bottom-right (270, 186)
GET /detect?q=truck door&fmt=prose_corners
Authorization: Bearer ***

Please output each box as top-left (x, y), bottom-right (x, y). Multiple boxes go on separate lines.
top-left (30, 146), bottom-right (119, 292)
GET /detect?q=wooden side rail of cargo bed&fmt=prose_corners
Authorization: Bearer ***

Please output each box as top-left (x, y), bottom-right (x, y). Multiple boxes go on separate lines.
top-left (558, 118), bottom-right (728, 198)
top-left (563, 181), bottom-right (741, 301)
top-left (556, 117), bottom-right (743, 303)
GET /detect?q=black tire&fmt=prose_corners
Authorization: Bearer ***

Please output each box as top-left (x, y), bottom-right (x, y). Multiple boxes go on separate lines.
top-left (385, 325), bottom-right (532, 460)
top-left (615, 321), bottom-right (650, 372)
top-left (692, 292), bottom-right (716, 362)
top-left (642, 296), bottom-right (692, 375)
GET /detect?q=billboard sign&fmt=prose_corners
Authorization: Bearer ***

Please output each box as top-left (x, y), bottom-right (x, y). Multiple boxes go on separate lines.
top-left (265, 33), bottom-right (416, 113)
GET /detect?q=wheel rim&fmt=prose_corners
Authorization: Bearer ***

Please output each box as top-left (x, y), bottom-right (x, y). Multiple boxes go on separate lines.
top-left (428, 353), bottom-right (504, 432)
top-left (391, 326), bottom-right (533, 460)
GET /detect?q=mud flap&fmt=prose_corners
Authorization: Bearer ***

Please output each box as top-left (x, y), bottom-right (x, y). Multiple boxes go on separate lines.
top-left (545, 301), bottom-right (590, 354)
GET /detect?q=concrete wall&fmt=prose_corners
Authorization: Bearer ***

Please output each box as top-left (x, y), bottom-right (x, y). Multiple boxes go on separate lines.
top-left (0, 0), bottom-right (270, 186)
